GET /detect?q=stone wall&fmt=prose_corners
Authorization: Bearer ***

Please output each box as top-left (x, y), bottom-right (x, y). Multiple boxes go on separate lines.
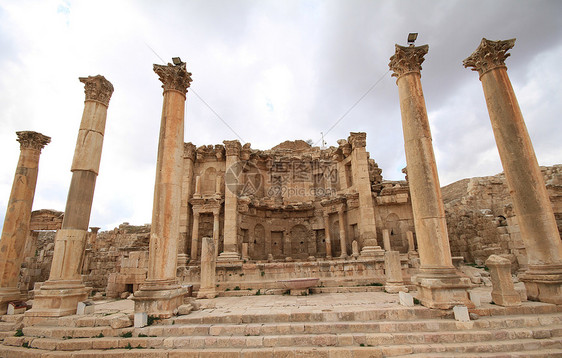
top-left (443, 164), bottom-right (562, 269)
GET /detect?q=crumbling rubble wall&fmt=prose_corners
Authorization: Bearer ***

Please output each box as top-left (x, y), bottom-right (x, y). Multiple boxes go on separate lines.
top-left (443, 165), bottom-right (561, 268)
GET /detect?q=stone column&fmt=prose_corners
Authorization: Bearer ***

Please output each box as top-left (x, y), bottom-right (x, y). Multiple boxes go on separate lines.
top-left (190, 211), bottom-right (200, 261)
top-left (382, 229), bottom-right (391, 251)
top-left (384, 251), bottom-right (408, 293)
top-left (212, 208), bottom-right (220, 257)
top-left (323, 213), bottom-right (333, 259)
top-left (389, 44), bottom-right (472, 309)
top-left (27, 76), bottom-right (113, 321)
top-left (0, 131), bottom-right (50, 312)
top-left (134, 61), bottom-right (192, 317)
top-left (193, 175), bottom-right (201, 198)
top-left (406, 231), bottom-right (416, 253)
top-left (178, 143), bottom-right (196, 266)
top-left (197, 237), bottom-right (217, 299)
top-left (464, 38), bottom-right (562, 304)
top-left (215, 175), bottom-right (222, 197)
top-left (348, 133), bottom-right (383, 257)
top-left (485, 255), bottom-right (521, 307)
top-left (219, 140), bottom-right (242, 261)
top-left (337, 207), bottom-right (348, 258)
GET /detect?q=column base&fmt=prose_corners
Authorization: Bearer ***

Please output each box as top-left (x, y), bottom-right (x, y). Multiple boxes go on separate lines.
top-left (133, 279), bottom-right (187, 318)
top-left (519, 264), bottom-right (562, 304)
top-left (177, 254), bottom-right (189, 267)
top-left (0, 288), bottom-right (23, 314)
top-left (217, 251), bottom-right (242, 262)
top-left (385, 282), bottom-right (408, 294)
top-left (413, 267), bottom-right (474, 309)
top-left (360, 246), bottom-right (384, 257)
top-left (24, 280), bottom-right (89, 325)
top-left (196, 287), bottom-right (217, 299)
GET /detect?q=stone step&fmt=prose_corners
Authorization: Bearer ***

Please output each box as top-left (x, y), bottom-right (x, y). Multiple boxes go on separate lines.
top-left (0, 337), bottom-right (561, 358)
top-left (8, 323), bottom-right (562, 351)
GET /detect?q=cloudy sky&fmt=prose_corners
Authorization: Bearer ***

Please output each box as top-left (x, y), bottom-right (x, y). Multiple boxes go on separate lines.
top-left (1, 0), bottom-right (561, 231)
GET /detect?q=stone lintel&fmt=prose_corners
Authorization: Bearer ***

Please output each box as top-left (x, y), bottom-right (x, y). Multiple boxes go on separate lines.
top-left (153, 62), bottom-right (192, 95)
top-left (79, 75), bottom-right (114, 106)
top-left (16, 131), bottom-right (51, 152)
top-left (388, 44), bottom-right (429, 78)
top-left (463, 38), bottom-right (516, 78)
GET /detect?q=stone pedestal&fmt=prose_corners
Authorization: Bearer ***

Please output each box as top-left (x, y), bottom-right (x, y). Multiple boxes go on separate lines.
top-left (389, 44), bottom-right (472, 309)
top-left (485, 255), bottom-right (521, 307)
top-left (219, 140), bottom-right (242, 262)
top-left (26, 76), bottom-right (113, 322)
top-left (133, 61), bottom-right (192, 317)
top-left (464, 38), bottom-right (562, 304)
top-left (197, 237), bottom-right (217, 299)
top-left (0, 131), bottom-right (50, 313)
top-left (384, 251), bottom-right (408, 293)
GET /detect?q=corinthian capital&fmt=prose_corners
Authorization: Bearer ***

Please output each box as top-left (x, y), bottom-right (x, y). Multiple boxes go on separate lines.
top-left (79, 75), bottom-right (114, 106)
top-left (184, 142), bottom-right (196, 161)
top-left (223, 140), bottom-right (241, 157)
top-left (16, 131), bottom-right (51, 151)
top-left (153, 62), bottom-right (193, 95)
top-left (388, 44), bottom-right (429, 78)
top-left (463, 38), bottom-right (516, 77)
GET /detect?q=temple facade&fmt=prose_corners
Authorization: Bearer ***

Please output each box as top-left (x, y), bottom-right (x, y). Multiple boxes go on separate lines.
top-left (178, 133), bottom-right (415, 265)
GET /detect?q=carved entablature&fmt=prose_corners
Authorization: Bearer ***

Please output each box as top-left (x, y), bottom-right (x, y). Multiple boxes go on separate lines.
top-left (463, 38), bottom-right (516, 78)
top-left (321, 196), bottom-right (347, 214)
top-left (224, 140), bottom-right (242, 157)
top-left (196, 145), bottom-right (221, 161)
top-left (153, 62), bottom-right (193, 95)
top-left (184, 142), bottom-right (196, 161)
top-left (190, 197), bottom-right (223, 214)
top-left (376, 181), bottom-right (410, 206)
top-left (388, 44), bottom-right (429, 78)
top-left (16, 131), bottom-right (51, 152)
top-left (79, 75), bottom-right (114, 105)
top-left (345, 192), bottom-right (360, 209)
top-left (214, 145), bottom-right (225, 160)
top-left (348, 132), bottom-right (366, 150)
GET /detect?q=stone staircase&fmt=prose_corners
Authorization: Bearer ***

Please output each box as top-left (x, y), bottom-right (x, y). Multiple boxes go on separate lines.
top-left (1, 303), bottom-right (562, 357)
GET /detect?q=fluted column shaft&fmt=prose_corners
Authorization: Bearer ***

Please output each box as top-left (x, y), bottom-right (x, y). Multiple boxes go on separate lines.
top-left (464, 38), bottom-right (562, 304)
top-left (0, 132), bottom-right (50, 309)
top-left (213, 209), bottom-right (220, 257)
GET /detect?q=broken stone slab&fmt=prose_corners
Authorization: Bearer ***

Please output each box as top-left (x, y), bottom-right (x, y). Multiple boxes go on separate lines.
top-left (399, 291), bottom-right (414, 307)
top-left (134, 312), bottom-right (147, 328)
top-left (109, 314), bottom-right (132, 329)
top-left (76, 301), bottom-right (95, 315)
top-left (468, 291), bottom-right (481, 307)
top-left (453, 305), bottom-right (470, 322)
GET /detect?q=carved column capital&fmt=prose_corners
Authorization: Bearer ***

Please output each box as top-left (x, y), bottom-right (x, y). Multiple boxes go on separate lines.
top-left (348, 132), bottom-right (367, 150)
top-left (153, 62), bottom-right (193, 95)
top-left (79, 75), bottom-right (114, 106)
top-left (463, 38), bottom-right (515, 78)
top-left (223, 140), bottom-right (242, 157)
top-left (388, 44), bottom-right (429, 78)
top-left (184, 142), bottom-right (196, 161)
top-left (16, 131), bottom-right (51, 152)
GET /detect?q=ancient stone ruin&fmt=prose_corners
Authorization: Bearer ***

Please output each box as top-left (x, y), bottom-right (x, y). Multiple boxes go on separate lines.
top-left (0, 37), bottom-right (561, 356)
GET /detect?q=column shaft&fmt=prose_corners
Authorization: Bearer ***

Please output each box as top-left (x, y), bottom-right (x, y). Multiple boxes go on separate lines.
top-left (338, 209), bottom-right (347, 258)
top-left (219, 141), bottom-right (242, 261)
top-left (389, 43), bottom-right (472, 309)
top-left (323, 214), bottom-right (332, 258)
top-left (134, 61), bottom-right (192, 318)
top-left (190, 212), bottom-right (200, 261)
top-left (0, 132), bottom-right (49, 311)
top-left (213, 210), bottom-right (220, 256)
top-left (464, 38), bottom-right (562, 304)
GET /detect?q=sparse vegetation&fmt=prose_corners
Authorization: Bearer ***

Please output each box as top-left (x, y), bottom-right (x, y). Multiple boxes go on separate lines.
top-left (255, 289), bottom-right (261, 296)
top-left (14, 329), bottom-right (23, 337)
top-left (120, 331), bottom-right (133, 338)
top-left (234, 286), bottom-right (241, 291)
top-left (147, 315), bottom-right (162, 326)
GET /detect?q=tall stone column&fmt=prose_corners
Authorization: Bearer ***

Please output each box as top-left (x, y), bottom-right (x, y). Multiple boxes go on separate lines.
top-left (464, 38), bottom-right (562, 304)
top-left (27, 76), bottom-right (113, 321)
top-left (0, 131), bottom-right (50, 312)
top-left (389, 44), bottom-right (472, 309)
top-left (190, 211), bottom-right (200, 261)
top-left (348, 133), bottom-right (383, 257)
top-left (178, 143), bottom-right (196, 266)
top-left (133, 61), bottom-right (192, 317)
top-left (323, 213), bottom-right (333, 259)
top-left (337, 207), bottom-right (348, 258)
top-left (219, 140), bottom-right (242, 261)
top-left (213, 208), bottom-right (220, 257)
